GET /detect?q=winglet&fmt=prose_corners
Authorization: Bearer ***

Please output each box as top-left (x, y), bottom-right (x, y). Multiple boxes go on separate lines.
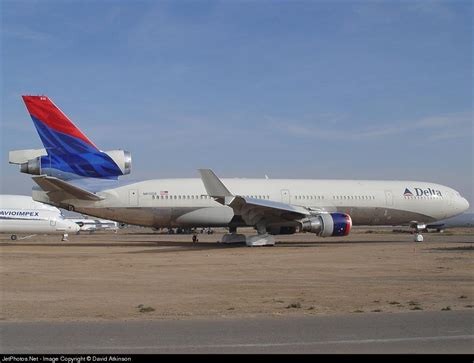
top-left (198, 169), bottom-right (233, 198)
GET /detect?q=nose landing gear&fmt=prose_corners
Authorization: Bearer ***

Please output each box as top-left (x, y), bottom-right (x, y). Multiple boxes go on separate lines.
top-left (414, 233), bottom-right (424, 242)
top-left (411, 223), bottom-right (427, 242)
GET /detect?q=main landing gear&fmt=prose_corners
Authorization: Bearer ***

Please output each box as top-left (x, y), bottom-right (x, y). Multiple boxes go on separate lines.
top-left (220, 225), bottom-right (275, 247)
top-left (413, 223), bottom-right (427, 242)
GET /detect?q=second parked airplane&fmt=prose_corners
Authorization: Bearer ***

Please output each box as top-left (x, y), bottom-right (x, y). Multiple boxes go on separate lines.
top-left (9, 96), bottom-right (470, 245)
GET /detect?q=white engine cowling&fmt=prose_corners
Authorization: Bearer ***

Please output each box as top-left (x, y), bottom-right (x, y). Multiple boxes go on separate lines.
top-left (300, 213), bottom-right (352, 237)
top-left (104, 150), bottom-right (132, 175)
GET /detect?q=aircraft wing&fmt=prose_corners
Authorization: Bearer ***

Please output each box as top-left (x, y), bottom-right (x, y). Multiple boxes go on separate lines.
top-left (199, 169), bottom-right (311, 225)
top-left (32, 176), bottom-right (104, 202)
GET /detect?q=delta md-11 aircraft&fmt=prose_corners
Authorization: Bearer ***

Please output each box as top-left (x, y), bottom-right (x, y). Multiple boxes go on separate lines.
top-left (8, 96), bottom-right (469, 245)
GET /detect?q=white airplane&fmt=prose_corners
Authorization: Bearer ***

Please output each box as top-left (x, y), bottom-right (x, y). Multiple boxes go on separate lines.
top-left (0, 195), bottom-right (80, 240)
top-left (9, 96), bottom-right (470, 245)
top-left (70, 217), bottom-right (120, 234)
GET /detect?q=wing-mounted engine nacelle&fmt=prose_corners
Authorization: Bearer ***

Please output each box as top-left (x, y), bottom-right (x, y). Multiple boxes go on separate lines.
top-left (300, 213), bottom-right (352, 237)
top-left (103, 150), bottom-right (132, 175)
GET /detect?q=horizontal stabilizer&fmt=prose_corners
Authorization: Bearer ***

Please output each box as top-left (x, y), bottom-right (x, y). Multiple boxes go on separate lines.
top-left (32, 176), bottom-right (103, 201)
top-left (198, 169), bottom-right (233, 198)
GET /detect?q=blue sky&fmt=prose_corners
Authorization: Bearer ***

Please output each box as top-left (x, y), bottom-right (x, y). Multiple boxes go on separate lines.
top-left (1, 0), bottom-right (472, 208)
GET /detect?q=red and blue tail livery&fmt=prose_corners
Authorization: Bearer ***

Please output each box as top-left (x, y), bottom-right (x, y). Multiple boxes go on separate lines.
top-left (22, 96), bottom-right (130, 180)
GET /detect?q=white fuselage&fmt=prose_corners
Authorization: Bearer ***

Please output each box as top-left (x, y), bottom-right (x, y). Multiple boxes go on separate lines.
top-left (0, 195), bottom-right (80, 235)
top-left (32, 178), bottom-right (469, 230)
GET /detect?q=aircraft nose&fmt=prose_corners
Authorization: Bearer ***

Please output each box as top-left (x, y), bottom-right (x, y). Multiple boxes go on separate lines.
top-left (69, 222), bottom-right (80, 232)
top-left (461, 197), bottom-right (470, 212)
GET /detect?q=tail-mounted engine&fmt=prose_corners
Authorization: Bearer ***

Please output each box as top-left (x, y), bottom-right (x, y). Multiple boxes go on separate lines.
top-left (10, 148), bottom-right (131, 178)
top-left (299, 213), bottom-right (352, 237)
top-left (104, 150), bottom-right (132, 176)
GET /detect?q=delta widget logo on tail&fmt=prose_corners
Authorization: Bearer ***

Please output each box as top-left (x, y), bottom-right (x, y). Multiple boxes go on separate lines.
top-left (404, 187), bottom-right (442, 197)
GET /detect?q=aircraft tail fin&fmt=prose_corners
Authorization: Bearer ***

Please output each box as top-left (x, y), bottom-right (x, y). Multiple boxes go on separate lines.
top-left (22, 96), bottom-right (99, 154)
top-left (21, 96), bottom-right (124, 180)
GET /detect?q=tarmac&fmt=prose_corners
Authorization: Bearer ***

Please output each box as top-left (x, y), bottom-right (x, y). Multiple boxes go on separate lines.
top-left (0, 227), bottom-right (473, 353)
top-left (1, 311), bottom-right (472, 353)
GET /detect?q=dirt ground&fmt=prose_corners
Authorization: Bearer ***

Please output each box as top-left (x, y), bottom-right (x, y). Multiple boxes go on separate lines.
top-left (0, 227), bottom-right (472, 321)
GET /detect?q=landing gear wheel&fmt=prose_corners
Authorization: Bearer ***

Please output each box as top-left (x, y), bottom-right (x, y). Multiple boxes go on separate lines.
top-left (11, 235), bottom-right (17, 241)
top-left (414, 233), bottom-right (424, 242)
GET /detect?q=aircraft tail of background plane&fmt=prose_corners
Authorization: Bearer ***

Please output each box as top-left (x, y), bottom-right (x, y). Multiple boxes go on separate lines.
top-left (15, 96), bottom-right (131, 180)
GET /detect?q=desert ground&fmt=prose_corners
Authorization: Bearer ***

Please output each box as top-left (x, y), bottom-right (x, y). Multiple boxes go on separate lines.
top-left (0, 227), bottom-right (472, 322)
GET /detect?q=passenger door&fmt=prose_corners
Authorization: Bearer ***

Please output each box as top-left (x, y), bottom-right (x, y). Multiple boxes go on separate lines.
top-left (129, 189), bottom-right (139, 207)
top-left (281, 189), bottom-right (290, 204)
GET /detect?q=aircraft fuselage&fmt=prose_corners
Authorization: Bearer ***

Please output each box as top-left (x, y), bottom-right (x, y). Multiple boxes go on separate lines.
top-left (32, 178), bottom-right (469, 229)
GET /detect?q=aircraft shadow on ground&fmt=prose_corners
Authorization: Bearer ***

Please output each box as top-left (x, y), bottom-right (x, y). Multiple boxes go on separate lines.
top-left (428, 245), bottom-right (473, 252)
top-left (0, 240), bottom-right (244, 253)
top-left (1, 239), bottom-right (470, 254)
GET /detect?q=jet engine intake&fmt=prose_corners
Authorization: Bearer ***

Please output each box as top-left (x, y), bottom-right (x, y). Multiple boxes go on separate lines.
top-left (300, 213), bottom-right (352, 237)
